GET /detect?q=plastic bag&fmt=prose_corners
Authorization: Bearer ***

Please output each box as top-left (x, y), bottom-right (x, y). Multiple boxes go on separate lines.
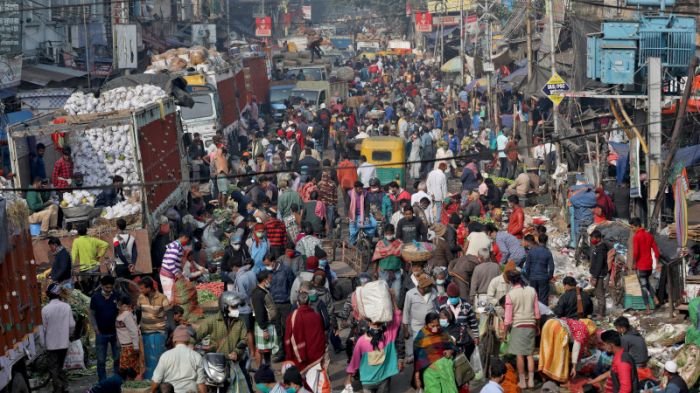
top-left (63, 340), bottom-right (86, 370)
top-left (470, 350), bottom-right (483, 381)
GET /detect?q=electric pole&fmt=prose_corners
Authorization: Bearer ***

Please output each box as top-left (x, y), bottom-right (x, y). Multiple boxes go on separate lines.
top-left (460, 0), bottom-right (465, 85)
top-left (526, 0), bottom-right (533, 82)
top-left (547, 0), bottom-right (558, 135)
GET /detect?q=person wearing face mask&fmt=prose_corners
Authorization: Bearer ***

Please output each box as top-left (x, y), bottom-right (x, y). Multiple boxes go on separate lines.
top-left (308, 271), bottom-right (343, 353)
top-left (412, 312), bottom-right (457, 392)
top-left (194, 291), bottom-right (248, 367)
top-left (279, 247), bottom-right (305, 275)
top-left (89, 275), bottom-right (120, 382)
top-left (439, 283), bottom-right (480, 359)
top-left (263, 254), bottom-right (295, 362)
top-left (222, 232), bottom-right (251, 291)
top-left (402, 273), bottom-right (438, 365)
top-left (433, 267), bottom-right (449, 300)
top-left (249, 223), bottom-right (270, 273)
top-left (314, 247), bottom-right (338, 290)
top-left (344, 297), bottom-right (405, 393)
top-left (159, 232), bottom-right (190, 301)
top-left (588, 230), bottom-right (609, 318)
top-left (253, 364), bottom-right (286, 393)
top-left (251, 270), bottom-right (279, 366)
top-left (428, 224), bottom-right (453, 271)
top-left (283, 291), bottom-right (328, 392)
top-left (372, 224), bottom-right (404, 297)
top-left (282, 365), bottom-right (312, 393)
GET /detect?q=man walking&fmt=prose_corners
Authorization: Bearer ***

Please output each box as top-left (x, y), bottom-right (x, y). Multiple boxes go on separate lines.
top-left (42, 283), bottom-right (75, 393)
top-left (523, 234), bottom-right (554, 305)
top-left (89, 275), bottom-right (120, 382)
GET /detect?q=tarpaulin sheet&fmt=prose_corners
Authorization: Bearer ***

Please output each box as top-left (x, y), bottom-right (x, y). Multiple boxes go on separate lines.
top-left (610, 142), bottom-right (630, 184)
top-left (671, 144), bottom-right (700, 168)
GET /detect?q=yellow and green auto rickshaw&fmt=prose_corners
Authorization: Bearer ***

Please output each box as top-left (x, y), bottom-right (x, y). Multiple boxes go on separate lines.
top-left (360, 136), bottom-right (406, 187)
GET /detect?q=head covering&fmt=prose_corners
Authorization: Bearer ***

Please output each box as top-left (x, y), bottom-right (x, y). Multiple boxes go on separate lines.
top-left (417, 273), bottom-right (434, 289)
top-left (432, 223), bottom-right (447, 237)
top-left (503, 260), bottom-right (517, 280)
top-left (254, 364), bottom-right (276, 384)
top-left (283, 365), bottom-right (304, 386)
top-left (446, 282), bottom-right (460, 297)
top-left (664, 360), bottom-right (678, 374)
top-left (172, 326), bottom-right (191, 343)
top-left (47, 283), bottom-right (62, 296)
top-left (254, 223), bottom-right (265, 232)
top-left (306, 256), bottom-right (319, 270)
top-left (541, 381), bottom-right (560, 393)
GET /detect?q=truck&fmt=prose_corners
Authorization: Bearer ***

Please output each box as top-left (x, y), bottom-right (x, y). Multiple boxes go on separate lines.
top-left (8, 98), bottom-right (189, 274)
top-left (178, 62), bottom-right (239, 145)
top-left (269, 81), bottom-right (297, 122)
top-left (289, 80), bottom-right (349, 111)
top-left (286, 65), bottom-right (329, 81)
top-left (0, 198), bottom-right (44, 393)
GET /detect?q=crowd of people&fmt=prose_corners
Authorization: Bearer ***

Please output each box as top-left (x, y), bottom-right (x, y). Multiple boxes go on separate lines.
top-left (36, 53), bottom-right (687, 393)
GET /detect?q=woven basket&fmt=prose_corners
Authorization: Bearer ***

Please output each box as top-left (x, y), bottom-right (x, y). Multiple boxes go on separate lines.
top-left (62, 205), bottom-right (95, 218)
top-left (401, 242), bottom-right (433, 262)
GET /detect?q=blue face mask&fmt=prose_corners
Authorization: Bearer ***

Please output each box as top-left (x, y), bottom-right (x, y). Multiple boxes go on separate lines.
top-left (256, 384), bottom-right (272, 393)
top-left (286, 388), bottom-right (298, 393)
top-left (439, 319), bottom-right (449, 328)
top-left (319, 259), bottom-right (328, 267)
top-left (448, 297), bottom-right (460, 305)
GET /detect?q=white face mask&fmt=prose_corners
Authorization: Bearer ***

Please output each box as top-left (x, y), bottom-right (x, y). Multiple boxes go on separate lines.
top-left (232, 244), bottom-right (241, 250)
top-left (228, 309), bottom-right (240, 318)
top-left (385, 235), bottom-right (395, 240)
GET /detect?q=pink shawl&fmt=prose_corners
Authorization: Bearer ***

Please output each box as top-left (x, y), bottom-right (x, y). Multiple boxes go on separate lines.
top-left (348, 190), bottom-right (364, 223)
top-left (314, 200), bottom-right (326, 221)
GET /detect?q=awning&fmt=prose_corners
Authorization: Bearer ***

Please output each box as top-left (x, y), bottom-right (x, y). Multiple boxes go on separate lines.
top-left (21, 64), bottom-right (87, 86)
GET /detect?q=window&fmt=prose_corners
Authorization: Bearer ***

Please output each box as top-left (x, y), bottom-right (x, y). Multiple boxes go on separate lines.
top-left (318, 91), bottom-right (326, 106)
top-left (180, 94), bottom-right (214, 120)
top-left (372, 151), bottom-right (392, 161)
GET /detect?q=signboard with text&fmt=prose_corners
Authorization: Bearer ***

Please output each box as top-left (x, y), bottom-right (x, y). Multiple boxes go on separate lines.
top-left (114, 24), bottom-right (138, 69)
top-left (255, 16), bottom-right (272, 37)
top-left (0, 0), bottom-right (22, 56)
top-left (542, 72), bottom-right (570, 106)
top-left (415, 12), bottom-right (433, 32)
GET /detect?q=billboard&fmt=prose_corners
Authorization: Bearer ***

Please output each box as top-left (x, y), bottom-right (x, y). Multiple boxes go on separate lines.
top-left (415, 12), bottom-right (433, 32)
top-left (255, 16), bottom-right (271, 37)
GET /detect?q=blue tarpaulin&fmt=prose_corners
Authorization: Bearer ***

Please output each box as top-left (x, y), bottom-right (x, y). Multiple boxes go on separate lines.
top-left (609, 142), bottom-right (630, 184)
top-left (672, 144), bottom-right (700, 169)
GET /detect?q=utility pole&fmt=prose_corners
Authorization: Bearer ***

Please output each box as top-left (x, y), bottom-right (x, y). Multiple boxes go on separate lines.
top-left (526, 0), bottom-right (533, 82)
top-left (547, 0), bottom-right (558, 135)
top-left (646, 57), bottom-right (662, 227)
top-left (460, 0), bottom-right (465, 85)
top-left (480, 0), bottom-right (496, 126)
top-left (650, 56), bottom-right (698, 230)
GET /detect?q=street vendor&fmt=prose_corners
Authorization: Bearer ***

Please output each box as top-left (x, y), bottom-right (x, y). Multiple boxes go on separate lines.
top-left (95, 175), bottom-right (125, 208)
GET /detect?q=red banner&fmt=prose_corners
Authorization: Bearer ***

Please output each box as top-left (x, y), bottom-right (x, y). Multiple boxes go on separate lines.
top-left (255, 16), bottom-right (271, 37)
top-left (415, 12), bottom-right (433, 32)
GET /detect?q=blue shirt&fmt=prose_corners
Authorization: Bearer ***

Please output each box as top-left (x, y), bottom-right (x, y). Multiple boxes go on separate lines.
top-left (433, 111), bottom-right (442, 129)
top-left (495, 232), bottom-right (526, 265)
top-left (524, 245), bottom-right (555, 281)
top-left (90, 291), bottom-right (119, 335)
top-left (235, 265), bottom-right (258, 314)
top-left (30, 155), bottom-right (46, 181)
top-left (480, 381), bottom-right (504, 393)
top-left (269, 262), bottom-right (295, 303)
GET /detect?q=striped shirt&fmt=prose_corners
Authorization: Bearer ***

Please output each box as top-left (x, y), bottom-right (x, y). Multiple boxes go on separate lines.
top-left (137, 292), bottom-right (169, 332)
top-left (318, 179), bottom-right (338, 205)
top-left (160, 240), bottom-right (184, 276)
top-left (265, 217), bottom-right (287, 248)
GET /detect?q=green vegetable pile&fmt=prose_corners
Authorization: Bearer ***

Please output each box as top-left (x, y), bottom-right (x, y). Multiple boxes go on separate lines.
top-left (197, 290), bottom-right (218, 304)
top-left (123, 380), bottom-right (153, 388)
top-left (61, 288), bottom-right (91, 317)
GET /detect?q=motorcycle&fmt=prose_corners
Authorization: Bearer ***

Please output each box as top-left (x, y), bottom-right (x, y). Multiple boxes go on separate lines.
top-left (201, 341), bottom-right (251, 393)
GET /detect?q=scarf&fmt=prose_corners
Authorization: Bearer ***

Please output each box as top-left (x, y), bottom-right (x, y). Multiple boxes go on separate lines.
top-left (414, 327), bottom-right (454, 371)
top-left (284, 305), bottom-right (327, 374)
top-left (348, 190), bottom-right (365, 223)
top-left (314, 200), bottom-right (326, 220)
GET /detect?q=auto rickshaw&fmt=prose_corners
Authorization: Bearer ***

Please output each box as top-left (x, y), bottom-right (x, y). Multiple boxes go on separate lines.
top-left (359, 136), bottom-right (406, 187)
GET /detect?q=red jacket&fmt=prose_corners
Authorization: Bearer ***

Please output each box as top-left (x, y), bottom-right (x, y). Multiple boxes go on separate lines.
top-left (633, 228), bottom-right (660, 271)
top-left (508, 206), bottom-right (525, 239)
top-left (336, 160), bottom-right (358, 190)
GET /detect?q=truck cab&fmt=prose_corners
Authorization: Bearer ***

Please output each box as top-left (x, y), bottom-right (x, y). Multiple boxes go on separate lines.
top-left (286, 65), bottom-right (329, 81)
top-left (269, 82), bottom-right (296, 122)
top-left (179, 74), bottom-right (223, 145)
top-left (290, 81), bottom-right (329, 111)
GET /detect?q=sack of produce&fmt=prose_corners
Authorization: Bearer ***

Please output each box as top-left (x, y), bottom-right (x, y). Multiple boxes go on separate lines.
top-left (335, 66), bottom-right (355, 81)
top-left (189, 48), bottom-right (208, 65)
top-left (354, 280), bottom-right (393, 323)
top-left (172, 277), bottom-right (203, 320)
top-left (168, 56), bottom-right (188, 72)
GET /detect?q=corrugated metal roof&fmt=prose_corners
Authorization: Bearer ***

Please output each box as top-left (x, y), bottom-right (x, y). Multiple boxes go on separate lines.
top-left (21, 64), bottom-right (87, 86)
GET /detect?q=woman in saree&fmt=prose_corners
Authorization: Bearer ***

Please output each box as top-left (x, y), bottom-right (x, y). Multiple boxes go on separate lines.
top-left (538, 317), bottom-right (598, 383)
top-left (413, 312), bottom-right (459, 393)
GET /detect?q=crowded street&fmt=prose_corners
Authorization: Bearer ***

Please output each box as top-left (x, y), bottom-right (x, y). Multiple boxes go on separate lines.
top-left (1, 0), bottom-right (700, 392)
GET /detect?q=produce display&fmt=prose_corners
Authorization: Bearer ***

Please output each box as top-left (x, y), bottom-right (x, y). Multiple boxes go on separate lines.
top-left (197, 290), bottom-right (218, 304)
top-left (60, 288), bottom-right (91, 318)
top-left (63, 85), bottom-right (169, 190)
top-left (196, 282), bottom-right (225, 298)
top-left (60, 190), bottom-right (95, 208)
top-left (63, 85), bottom-right (168, 115)
top-left (100, 200), bottom-right (141, 219)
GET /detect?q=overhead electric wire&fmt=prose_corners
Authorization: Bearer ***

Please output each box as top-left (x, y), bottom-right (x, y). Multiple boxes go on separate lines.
top-left (0, 117), bottom-right (677, 194)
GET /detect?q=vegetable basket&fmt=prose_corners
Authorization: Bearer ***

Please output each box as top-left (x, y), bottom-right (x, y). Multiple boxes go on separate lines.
top-left (401, 242), bottom-right (433, 262)
top-left (62, 205), bottom-right (95, 218)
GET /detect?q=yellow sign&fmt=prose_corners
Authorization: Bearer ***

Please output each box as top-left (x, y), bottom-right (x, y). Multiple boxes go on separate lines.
top-left (428, 0), bottom-right (473, 14)
top-left (542, 72), bottom-right (569, 107)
